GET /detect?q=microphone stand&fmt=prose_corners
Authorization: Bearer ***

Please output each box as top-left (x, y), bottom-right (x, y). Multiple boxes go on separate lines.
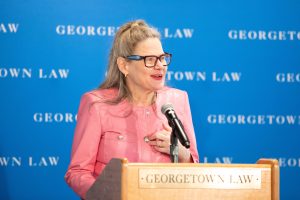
top-left (170, 128), bottom-right (179, 163)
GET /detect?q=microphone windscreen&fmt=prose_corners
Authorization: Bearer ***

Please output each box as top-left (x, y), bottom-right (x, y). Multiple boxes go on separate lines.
top-left (161, 103), bottom-right (174, 114)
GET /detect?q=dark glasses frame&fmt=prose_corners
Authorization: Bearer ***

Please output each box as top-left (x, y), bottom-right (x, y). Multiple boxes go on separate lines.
top-left (126, 53), bottom-right (172, 68)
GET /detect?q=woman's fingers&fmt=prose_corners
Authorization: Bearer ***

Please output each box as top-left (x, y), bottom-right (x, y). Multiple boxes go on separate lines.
top-left (162, 122), bottom-right (172, 132)
top-left (146, 123), bottom-right (173, 154)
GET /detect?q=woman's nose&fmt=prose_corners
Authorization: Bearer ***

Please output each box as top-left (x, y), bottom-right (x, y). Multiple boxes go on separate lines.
top-left (154, 59), bottom-right (164, 69)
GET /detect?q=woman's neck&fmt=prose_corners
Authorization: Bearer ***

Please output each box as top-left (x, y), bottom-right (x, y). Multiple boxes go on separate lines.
top-left (130, 91), bottom-right (156, 106)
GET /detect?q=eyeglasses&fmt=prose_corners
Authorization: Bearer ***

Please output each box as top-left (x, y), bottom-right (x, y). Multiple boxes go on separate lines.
top-left (126, 53), bottom-right (172, 68)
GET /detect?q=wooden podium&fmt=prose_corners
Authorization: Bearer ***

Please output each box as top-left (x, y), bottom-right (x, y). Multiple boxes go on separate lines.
top-left (86, 158), bottom-right (279, 200)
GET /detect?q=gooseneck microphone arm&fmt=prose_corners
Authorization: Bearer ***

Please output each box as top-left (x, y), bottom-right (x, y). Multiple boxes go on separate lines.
top-left (170, 128), bottom-right (179, 163)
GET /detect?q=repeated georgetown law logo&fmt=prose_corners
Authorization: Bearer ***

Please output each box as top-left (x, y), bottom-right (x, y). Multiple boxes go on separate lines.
top-left (56, 24), bottom-right (194, 39)
top-left (276, 73), bottom-right (300, 83)
top-left (33, 112), bottom-right (77, 123)
top-left (0, 156), bottom-right (59, 167)
top-left (228, 29), bottom-right (300, 41)
top-left (202, 156), bottom-right (233, 164)
top-left (166, 71), bottom-right (242, 82)
top-left (163, 28), bottom-right (193, 39)
top-left (207, 114), bottom-right (300, 125)
top-left (0, 23), bottom-right (19, 33)
top-left (56, 25), bottom-right (118, 36)
top-left (0, 67), bottom-right (70, 79)
top-left (202, 156), bottom-right (300, 168)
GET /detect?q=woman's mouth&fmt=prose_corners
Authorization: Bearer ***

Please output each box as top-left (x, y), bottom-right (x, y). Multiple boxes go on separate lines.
top-left (150, 74), bottom-right (163, 80)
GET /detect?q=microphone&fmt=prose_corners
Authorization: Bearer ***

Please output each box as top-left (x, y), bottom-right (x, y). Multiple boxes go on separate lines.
top-left (161, 103), bottom-right (190, 148)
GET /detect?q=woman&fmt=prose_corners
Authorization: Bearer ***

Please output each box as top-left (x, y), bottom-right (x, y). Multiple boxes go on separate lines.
top-left (65, 19), bottom-right (199, 199)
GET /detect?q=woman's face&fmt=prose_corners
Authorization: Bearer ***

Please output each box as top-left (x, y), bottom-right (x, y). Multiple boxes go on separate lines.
top-left (125, 37), bottom-right (167, 95)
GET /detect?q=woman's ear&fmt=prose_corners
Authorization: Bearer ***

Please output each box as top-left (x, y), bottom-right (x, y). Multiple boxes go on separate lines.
top-left (117, 57), bottom-right (129, 76)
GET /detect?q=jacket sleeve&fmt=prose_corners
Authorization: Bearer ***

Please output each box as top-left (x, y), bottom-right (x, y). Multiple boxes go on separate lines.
top-left (182, 91), bottom-right (199, 163)
top-left (64, 92), bottom-right (102, 199)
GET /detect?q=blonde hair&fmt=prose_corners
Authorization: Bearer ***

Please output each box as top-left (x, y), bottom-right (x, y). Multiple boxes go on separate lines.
top-left (99, 19), bottom-right (161, 104)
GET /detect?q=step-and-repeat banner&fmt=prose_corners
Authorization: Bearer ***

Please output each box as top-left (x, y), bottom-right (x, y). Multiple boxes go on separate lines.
top-left (1, 0), bottom-right (299, 199)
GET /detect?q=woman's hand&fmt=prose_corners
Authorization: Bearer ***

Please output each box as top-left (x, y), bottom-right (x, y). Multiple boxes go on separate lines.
top-left (147, 123), bottom-right (192, 162)
top-left (148, 123), bottom-right (172, 154)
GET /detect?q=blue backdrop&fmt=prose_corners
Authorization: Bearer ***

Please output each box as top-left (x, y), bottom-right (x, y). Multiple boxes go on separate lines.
top-left (1, 0), bottom-right (299, 199)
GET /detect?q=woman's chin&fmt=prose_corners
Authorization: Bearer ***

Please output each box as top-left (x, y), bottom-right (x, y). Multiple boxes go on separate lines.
top-left (152, 86), bottom-right (164, 92)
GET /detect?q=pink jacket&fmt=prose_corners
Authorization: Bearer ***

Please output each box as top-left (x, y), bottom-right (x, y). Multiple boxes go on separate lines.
top-left (65, 87), bottom-right (199, 198)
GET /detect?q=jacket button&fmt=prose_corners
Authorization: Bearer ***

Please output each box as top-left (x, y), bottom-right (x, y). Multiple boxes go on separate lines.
top-left (118, 135), bottom-right (124, 140)
top-left (144, 136), bottom-right (149, 143)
